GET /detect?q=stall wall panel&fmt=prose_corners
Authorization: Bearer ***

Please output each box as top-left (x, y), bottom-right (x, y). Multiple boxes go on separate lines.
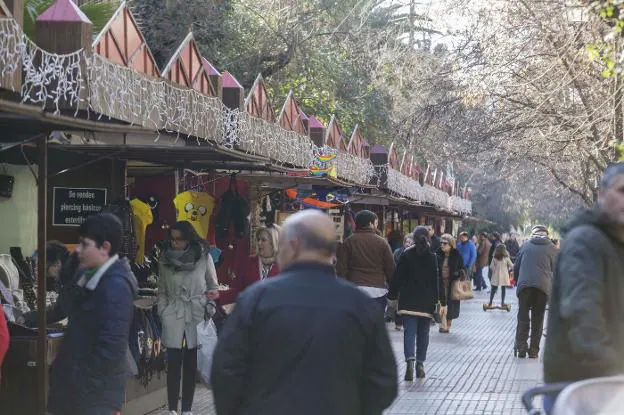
top-left (0, 164), bottom-right (38, 256)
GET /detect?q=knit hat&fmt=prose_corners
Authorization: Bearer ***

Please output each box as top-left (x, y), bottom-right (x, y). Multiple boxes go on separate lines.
top-left (531, 225), bottom-right (549, 237)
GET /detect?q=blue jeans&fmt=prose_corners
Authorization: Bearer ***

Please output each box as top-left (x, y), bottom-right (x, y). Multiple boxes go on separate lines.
top-left (403, 315), bottom-right (431, 362)
top-left (475, 267), bottom-right (488, 289)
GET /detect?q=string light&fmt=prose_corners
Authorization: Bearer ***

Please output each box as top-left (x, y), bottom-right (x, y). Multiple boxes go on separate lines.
top-left (0, 17), bottom-right (471, 213)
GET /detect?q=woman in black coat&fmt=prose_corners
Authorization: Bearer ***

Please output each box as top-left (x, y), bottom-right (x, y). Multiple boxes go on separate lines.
top-left (387, 226), bottom-right (439, 381)
top-left (437, 234), bottom-right (465, 333)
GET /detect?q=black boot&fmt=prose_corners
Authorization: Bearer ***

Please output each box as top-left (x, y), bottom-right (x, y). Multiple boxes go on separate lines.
top-left (404, 360), bottom-right (415, 381)
top-left (416, 361), bottom-right (426, 378)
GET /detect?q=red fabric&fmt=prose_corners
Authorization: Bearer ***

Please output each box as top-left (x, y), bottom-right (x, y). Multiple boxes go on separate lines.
top-left (217, 255), bottom-right (279, 305)
top-left (0, 309), bottom-right (9, 367)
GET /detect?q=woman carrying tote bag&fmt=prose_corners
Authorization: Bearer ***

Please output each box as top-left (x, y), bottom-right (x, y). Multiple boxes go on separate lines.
top-left (158, 221), bottom-right (219, 415)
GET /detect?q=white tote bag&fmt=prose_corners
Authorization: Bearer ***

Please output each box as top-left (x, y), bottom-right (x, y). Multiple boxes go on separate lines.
top-left (197, 319), bottom-right (218, 386)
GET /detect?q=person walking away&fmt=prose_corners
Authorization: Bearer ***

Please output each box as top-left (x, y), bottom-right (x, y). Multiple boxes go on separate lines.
top-left (475, 232), bottom-right (491, 291)
top-left (543, 163), bottom-right (624, 412)
top-left (336, 210), bottom-right (395, 315)
top-left (487, 232), bottom-right (503, 282)
top-left (48, 213), bottom-right (138, 415)
top-left (391, 234), bottom-right (414, 331)
top-left (437, 234), bottom-right (464, 333)
top-left (211, 210), bottom-right (397, 415)
top-left (428, 225), bottom-right (441, 252)
top-left (505, 234), bottom-right (520, 262)
top-left (513, 225), bottom-right (557, 359)
top-left (158, 221), bottom-right (220, 415)
top-left (488, 244), bottom-right (513, 308)
top-left (457, 232), bottom-right (477, 286)
top-left (387, 227), bottom-right (438, 380)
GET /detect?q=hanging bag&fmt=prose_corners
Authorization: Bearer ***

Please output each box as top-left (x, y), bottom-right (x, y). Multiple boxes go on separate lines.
top-left (451, 268), bottom-right (474, 300)
top-left (196, 314), bottom-right (218, 387)
top-left (432, 253), bottom-right (446, 325)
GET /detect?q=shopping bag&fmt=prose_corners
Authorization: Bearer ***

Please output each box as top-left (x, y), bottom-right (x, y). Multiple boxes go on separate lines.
top-left (197, 319), bottom-right (218, 386)
top-left (451, 270), bottom-right (474, 300)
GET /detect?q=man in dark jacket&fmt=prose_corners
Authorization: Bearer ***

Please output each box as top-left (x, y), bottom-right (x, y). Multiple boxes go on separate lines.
top-left (514, 225), bottom-right (558, 359)
top-left (336, 210), bottom-right (395, 315)
top-left (505, 234), bottom-right (520, 262)
top-left (212, 210), bottom-right (398, 415)
top-left (48, 213), bottom-right (138, 415)
top-left (543, 164), bottom-right (624, 412)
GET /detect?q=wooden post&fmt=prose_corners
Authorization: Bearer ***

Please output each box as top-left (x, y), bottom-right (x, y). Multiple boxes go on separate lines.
top-left (370, 144), bottom-right (389, 188)
top-left (220, 71), bottom-right (244, 111)
top-left (0, 0), bottom-right (22, 93)
top-left (36, 135), bottom-right (48, 415)
top-left (4, 0), bottom-right (22, 25)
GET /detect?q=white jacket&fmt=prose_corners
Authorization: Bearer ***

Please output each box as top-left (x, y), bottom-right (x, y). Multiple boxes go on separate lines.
top-left (490, 256), bottom-right (513, 287)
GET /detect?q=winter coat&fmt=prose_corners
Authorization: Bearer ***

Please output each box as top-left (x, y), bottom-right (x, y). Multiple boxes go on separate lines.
top-left (48, 255), bottom-right (138, 415)
top-left (336, 229), bottom-right (395, 289)
top-left (476, 238), bottom-right (491, 268)
top-left (157, 242), bottom-right (218, 349)
top-left (490, 256), bottom-right (513, 287)
top-left (544, 209), bottom-right (624, 383)
top-left (388, 247), bottom-right (439, 317)
top-left (218, 256), bottom-right (280, 305)
top-left (513, 236), bottom-right (558, 297)
top-left (505, 238), bottom-right (520, 260)
top-left (211, 262), bottom-right (398, 415)
top-left (457, 240), bottom-right (477, 270)
top-left (437, 249), bottom-right (464, 320)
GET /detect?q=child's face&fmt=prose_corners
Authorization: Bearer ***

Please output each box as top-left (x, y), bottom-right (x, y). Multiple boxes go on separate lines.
top-left (77, 237), bottom-right (111, 269)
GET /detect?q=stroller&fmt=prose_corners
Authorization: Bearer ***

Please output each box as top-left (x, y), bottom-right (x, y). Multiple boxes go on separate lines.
top-left (522, 376), bottom-right (624, 414)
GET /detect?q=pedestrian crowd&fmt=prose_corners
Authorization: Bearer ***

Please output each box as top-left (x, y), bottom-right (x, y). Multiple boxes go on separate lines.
top-left (1, 164), bottom-right (623, 415)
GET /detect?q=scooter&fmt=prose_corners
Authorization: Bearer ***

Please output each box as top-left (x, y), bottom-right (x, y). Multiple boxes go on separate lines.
top-left (483, 303), bottom-right (511, 312)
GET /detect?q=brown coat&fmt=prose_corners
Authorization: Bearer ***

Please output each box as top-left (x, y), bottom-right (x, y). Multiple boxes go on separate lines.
top-left (477, 238), bottom-right (492, 268)
top-left (336, 229), bottom-right (395, 289)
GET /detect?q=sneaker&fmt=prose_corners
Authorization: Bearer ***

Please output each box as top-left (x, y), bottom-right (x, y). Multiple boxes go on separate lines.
top-left (168, 412), bottom-right (178, 415)
top-left (528, 351), bottom-right (539, 359)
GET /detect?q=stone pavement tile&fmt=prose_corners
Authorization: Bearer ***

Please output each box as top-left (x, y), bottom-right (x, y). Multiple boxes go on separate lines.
top-left (150, 289), bottom-right (542, 415)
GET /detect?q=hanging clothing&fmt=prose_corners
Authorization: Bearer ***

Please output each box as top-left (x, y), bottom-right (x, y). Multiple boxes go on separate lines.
top-left (130, 198), bottom-right (153, 264)
top-left (173, 191), bottom-right (215, 239)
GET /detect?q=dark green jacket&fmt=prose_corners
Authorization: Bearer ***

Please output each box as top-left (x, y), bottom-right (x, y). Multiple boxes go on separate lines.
top-left (544, 209), bottom-right (624, 383)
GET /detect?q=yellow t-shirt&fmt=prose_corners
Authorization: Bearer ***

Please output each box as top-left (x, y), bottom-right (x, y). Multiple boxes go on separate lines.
top-left (130, 198), bottom-right (153, 264)
top-left (173, 191), bottom-right (215, 239)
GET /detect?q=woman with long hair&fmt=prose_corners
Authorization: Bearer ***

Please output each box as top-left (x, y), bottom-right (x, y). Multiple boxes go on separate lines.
top-left (489, 244), bottom-right (514, 308)
top-left (437, 234), bottom-right (465, 334)
top-left (158, 221), bottom-right (219, 415)
top-left (388, 226), bottom-right (439, 380)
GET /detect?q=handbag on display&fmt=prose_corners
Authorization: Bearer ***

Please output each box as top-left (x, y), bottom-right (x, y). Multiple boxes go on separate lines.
top-left (451, 269), bottom-right (474, 300)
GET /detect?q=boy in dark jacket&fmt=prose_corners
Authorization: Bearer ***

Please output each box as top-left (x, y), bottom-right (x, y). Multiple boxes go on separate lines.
top-left (48, 213), bottom-right (137, 415)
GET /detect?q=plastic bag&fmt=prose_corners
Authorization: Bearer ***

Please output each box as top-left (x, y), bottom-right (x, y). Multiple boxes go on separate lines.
top-left (197, 319), bottom-right (218, 386)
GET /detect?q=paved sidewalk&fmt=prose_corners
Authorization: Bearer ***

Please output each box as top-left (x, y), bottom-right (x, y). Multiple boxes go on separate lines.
top-left (150, 289), bottom-right (543, 415)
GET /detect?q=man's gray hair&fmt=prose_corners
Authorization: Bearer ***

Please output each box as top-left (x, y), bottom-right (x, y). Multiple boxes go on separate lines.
top-left (601, 163), bottom-right (624, 189)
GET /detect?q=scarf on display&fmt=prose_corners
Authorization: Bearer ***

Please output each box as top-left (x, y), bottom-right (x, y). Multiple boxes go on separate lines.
top-left (162, 242), bottom-right (204, 271)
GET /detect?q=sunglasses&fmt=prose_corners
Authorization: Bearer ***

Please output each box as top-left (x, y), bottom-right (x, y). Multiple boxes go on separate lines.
top-left (440, 241), bottom-right (449, 246)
